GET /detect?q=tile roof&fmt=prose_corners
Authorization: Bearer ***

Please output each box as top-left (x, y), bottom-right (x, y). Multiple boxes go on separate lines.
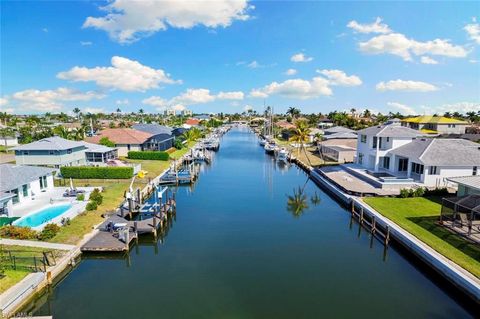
top-left (185, 119), bottom-right (201, 126)
top-left (357, 124), bottom-right (421, 138)
top-left (85, 128), bottom-right (153, 145)
top-left (0, 164), bottom-right (56, 192)
top-left (447, 176), bottom-right (480, 191)
top-left (12, 136), bottom-right (86, 151)
top-left (389, 138), bottom-right (480, 166)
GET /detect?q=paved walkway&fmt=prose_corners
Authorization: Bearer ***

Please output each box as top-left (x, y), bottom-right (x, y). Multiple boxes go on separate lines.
top-left (0, 239), bottom-right (75, 251)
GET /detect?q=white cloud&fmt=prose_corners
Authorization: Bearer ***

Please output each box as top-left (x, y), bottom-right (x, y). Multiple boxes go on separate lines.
top-left (290, 53), bottom-right (313, 63)
top-left (250, 77), bottom-right (332, 99)
top-left (358, 32), bottom-right (468, 61)
top-left (376, 80), bottom-right (438, 92)
top-left (115, 99), bottom-right (129, 105)
top-left (387, 102), bottom-right (416, 115)
top-left (83, 0), bottom-right (252, 43)
top-left (469, 59), bottom-right (478, 64)
top-left (12, 87), bottom-right (105, 111)
top-left (0, 97), bottom-right (7, 107)
top-left (285, 68), bottom-right (297, 76)
top-left (80, 41), bottom-right (93, 46)
top-left (217, 91), bottom-right (244, 100)
top-left (0, 98), bottom-right (13, 114)
top-left (247, 61), bottom-right (261, 68)
top-left (464, 19), bottom-right (480, 44)
top-left (420, 56), bottom-right (439, 64)
top-left (421, 101), bottom-right (480, 114)
top-left (84, 107), bottom-right (106, 114)
top-left (347, 17), bottom-right (391, 34)
top-left (316, 69), bottom-right (362, 86)
top-left (57, 56), bottom-right (180, 92)
top-left (143, 89), bottom-right (244, 108)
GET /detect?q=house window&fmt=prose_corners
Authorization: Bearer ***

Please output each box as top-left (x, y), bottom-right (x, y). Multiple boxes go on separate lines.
top-left (474, 166), bottom-right (478, 176)
top-left (11, 189), bottom-right (19, 204)
top-left (127, 144), bottom-right (131, 150)
top-left (398, 158), bottom-right (408, 172)
top-left (382, 157), bottom-right (390, 169)
top-left (49, 150), bottom-right (54, 155)
top-left (39, 176), bottom-right (47, 189)
top-left (358, 153), bottom-right (364, 164)
top-left (22, 184), bottom-right (28, 197)
top-left (360, 135), bottom-right (366, 143)
top-left (429, 166), bottom-right (439, 175)
top-left (67, 149), bottom-right (72, 154)
top-left (386, 137), bottom-right (390, 142)
top-left (372, 137), bottom-right (378, 148)
top-left (23, 151), bottom-right (29, 155)
top-left (411, 162), bottom-right (424, 175)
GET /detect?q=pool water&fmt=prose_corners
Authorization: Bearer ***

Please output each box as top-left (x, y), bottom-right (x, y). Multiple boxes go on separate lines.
top-left (13, 204), bottom-right (72, 227)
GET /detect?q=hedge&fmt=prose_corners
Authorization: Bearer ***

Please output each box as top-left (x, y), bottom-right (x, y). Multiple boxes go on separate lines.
top-left (60, 166), bottom-right (133, 179)
top-left (127, 151), bottom-right (169, 161)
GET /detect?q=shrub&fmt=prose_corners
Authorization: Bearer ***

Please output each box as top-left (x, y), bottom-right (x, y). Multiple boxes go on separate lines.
top-left (86, 201), bottom-right (98, 211)
top-left (89, 188), bottom-right (103, 205)
top-left (99, 136), bottom-right (115, 147)
top-left (173, 139), bottom-right (183, 149)
top-left (0, 225), bottom-right (37, 240)
top-left (408, 189), bottom-right (416, 197)
top-left (60, 166), bottom-right (133, 179)
top-left (38, 223), bottom-right (60, 241)
top-left (425, 187), bottom-right (450, 196)
top-left (399, 188), bottom-right (410, 198)
top-left (414, 187), bottom-right (426, 197)
top-left (76, 193), bottom-right (85, 201)
top-left (127, 151), bottom-right (169, 161)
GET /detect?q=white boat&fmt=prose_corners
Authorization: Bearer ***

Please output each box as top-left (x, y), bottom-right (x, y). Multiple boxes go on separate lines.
top-left (264, 141), bottom-right (276, 155)
top-left (259, 137), bottom-right (266, 146)
top-left (277, 147), bottom-right (289, 162)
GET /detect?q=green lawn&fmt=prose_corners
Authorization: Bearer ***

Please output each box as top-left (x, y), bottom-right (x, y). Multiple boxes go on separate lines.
top-left (0, 245), bottom-right (65, 293)
top-left (364, 196), bottom-right (480, 278)
top-left (169, 141), bottom-right (196, 159)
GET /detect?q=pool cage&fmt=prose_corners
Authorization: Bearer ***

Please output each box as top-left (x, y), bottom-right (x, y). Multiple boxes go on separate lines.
top-left (440, 195), bottom-right (480, 242)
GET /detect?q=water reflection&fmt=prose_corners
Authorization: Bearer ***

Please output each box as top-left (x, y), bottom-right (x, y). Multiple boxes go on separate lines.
top-left (286, 186), bottom-right (309, 218)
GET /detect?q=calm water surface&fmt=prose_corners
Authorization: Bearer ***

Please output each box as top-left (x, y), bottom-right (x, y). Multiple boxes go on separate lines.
top-left (32, 127), bottom-right (472, 318)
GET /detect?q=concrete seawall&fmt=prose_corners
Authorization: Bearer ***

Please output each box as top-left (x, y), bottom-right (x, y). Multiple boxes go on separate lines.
top-left (309, 169), bottom-right (480, 303)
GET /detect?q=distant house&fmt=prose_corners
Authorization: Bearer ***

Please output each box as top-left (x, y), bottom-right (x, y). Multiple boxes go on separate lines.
top-left (0, 164), bottom-right (55, 215)
top-left (172, 127), bottom-right (188, 137)
top-left (13, 136), bottom-right (88, 167)
top-left (322, 126), bottom-right (357, 140)
top-left (0, 131), bottom-right (19, 147)
top-left (401, 116), bottom-right (468, 134)
top-left (132, 124), bottom-right (175, 150)
top-left (447, 176), bottom-right (480, 196)
top-left (85, 128), bottom-right (154, 157)
top-left (194, 114), bottom-right (211, 121)
top-left (318, 139), bottom-right (356, 164)
top-left (317, 117), bottom-right (334, 129)
top-left (184, 118), bottom-right (201, 128)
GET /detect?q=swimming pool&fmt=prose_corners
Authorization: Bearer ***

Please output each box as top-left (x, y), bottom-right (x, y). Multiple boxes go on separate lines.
top-left (13, 204), bottom-right (73, 228)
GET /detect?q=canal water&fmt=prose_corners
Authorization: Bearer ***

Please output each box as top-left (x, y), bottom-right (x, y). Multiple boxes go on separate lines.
top-left (31, 127), bottom-right (473, 318)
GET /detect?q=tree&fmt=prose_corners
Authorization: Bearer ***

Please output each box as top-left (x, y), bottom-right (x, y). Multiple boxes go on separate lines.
top-left (99, 137), bottom-right (115, 147)
top-left (286, 107), bottom-right (300, 119)
top-left (73, 108), bottom-right (81, 119)
top-left (0, 128), bottom-right (15, 149)
top-left (53, 126), bottom-right (71, 139)
top-left (286, 186), bottom-right (309, 218)
top-left (289, 119), bottom-right (312, 166)
top-left (181, 128), bottom-right (202, 143)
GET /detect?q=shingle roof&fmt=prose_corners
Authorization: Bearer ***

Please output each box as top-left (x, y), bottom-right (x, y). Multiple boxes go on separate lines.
top-left (12, 136), bottom-right (86, 151)
top-left (132, 124), bottom-right (173, 135)
top-left (81, 142), bottom-right (116, 153)
top-left (323, 132), bottom-right (358, 140)
top-left (0, 164), bottom-right (56, 192)
top-left (389, 138), bottom-right (480, 166)
top-left (85, 128), bottom-right (153, 145)
top-left (324, 126), bottom-right (355, 134)
top-left (357, 124), bottom-right (421, 138)
top-left (447, 176), bottom-right (480, 191)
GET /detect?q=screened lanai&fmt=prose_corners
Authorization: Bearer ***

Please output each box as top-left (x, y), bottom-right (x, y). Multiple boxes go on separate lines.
top-left (440, 195), bottom-right (480, 244)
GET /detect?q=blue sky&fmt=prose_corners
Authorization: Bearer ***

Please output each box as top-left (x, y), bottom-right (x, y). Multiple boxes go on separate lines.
top-left (1, 1), bottom-right (479, 115)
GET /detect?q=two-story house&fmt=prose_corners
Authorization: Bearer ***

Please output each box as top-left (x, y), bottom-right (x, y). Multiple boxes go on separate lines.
top-left (356, 124), bottom-right (421, 172)
top-left (401, 116), bottom-right (468, 134)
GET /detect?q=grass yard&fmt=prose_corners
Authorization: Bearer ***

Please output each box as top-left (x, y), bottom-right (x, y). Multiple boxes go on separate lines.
top-left (169, 141), bottom-right (196, 159)
top-left (0, 245), bottom-right (65, 293)
top-left (364, 196), bottom-right (480, 278)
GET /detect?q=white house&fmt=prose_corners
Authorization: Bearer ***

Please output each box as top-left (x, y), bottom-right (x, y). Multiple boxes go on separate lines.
top-left (0, 164), bottom-right (55, 216)
top-left (0, 131), bottom-right (19, 147)
top-left (355, 123), bottom-right (480, 187)
top-left (13, 136), bottom-right (88, 168)
top-left (356, 124), bottom-right (421, 171)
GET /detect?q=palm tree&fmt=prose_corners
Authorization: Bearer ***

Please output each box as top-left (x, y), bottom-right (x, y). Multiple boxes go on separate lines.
top-left (73, 107), bottom-right (81, 120)
top-left (181, 128), bottom-right (201, 143)
top-left (53, 125), bottom-right (71, 139)
top-left (286, 107), bottom-right (300, 119)
top-left (286, 186), bottom-right (309, 218)
top-left (350, 108), bottom-right (357, 117)
top-left (363, 109), bottom-right (371, 118)
top-left (289, 119), bottom-right (312, 166)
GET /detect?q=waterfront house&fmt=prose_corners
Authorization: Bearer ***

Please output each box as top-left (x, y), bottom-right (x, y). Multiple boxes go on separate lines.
top-left (13, 136), bottom-right (88, 167)
top-left (401, 116), bottom-right (468, 134)
top-left (184, 118), bottom-right (201, 128)
top-left (322, 126), bottom-right (357, 140)
top-left (83, 142), bottom-right (118, 165)
top-left (318, 139), bottom-right (356, 163)
top-left (317, 117), bottom-right (334, 129)
top-left (132, 123), bottom-right (175, 150)
top-left (0, 164), bottom-right (55, 215)
top-left (447, 176), bottom-right (480, 196)
top-left (85, 128), bottom-right (153, 157)
top-left (356, 124), bottom-right (421, 172)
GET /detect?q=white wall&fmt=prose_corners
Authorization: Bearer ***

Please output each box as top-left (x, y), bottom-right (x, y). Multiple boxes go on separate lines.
top-left (422, 166), bottom-right (475, 187)
top-left (15, 151), bottom-right (86, 167)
